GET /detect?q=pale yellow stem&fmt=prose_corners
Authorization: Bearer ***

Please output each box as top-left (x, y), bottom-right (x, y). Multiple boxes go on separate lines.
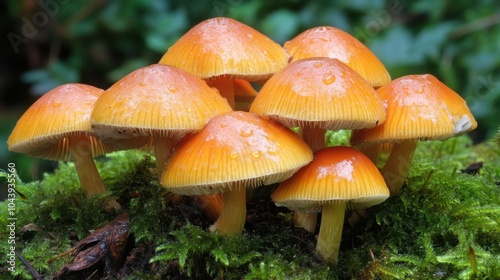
top-left (293, 126), bottom-right (326, 231)
top-left (210, 186), bottom-right (246, 235)
top-left (153, 136), bottom-right (179, 180)
top-left (316, 202), bottom-right (346, 264)
top-left (381, 140), bottom-right (418, 195)
top-left (207, 76), bottom-right (235, 109)
top-left (68, 136), bottom-right (106, 197)
top-left (292, 211), bottom-right (317, 233)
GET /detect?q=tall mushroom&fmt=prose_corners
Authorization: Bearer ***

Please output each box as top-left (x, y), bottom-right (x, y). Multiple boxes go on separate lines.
top-left (283, 26), bottom-right (390, 87)
top-left (272, 146), bottom-right (389, 264)
top-left (7, 84), bottom-right (139, 202)
top-left (351, 74), bottom-right (477, 195)
top-left (161, 111), bottom-right (313, 235)
top-left (250, 57), bottom-right (386, 231)
top-left (159, 17), bottom-right (289, 109)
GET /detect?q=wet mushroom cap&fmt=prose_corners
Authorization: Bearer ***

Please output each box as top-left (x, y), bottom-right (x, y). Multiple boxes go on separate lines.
top-left (158, 17), bottom-right (289, 81)
top-left (284, 26), bottom-right (390, 87)
top-left (90, 64), bottom-right (233, 140)
top-left (250, 57), bottom-right (386, 131)
top-left (8, 83), bottom-right (116, 160)
top-left (271, 146), bottom-right (389, 211)
top-left (161, 111), bottom-right (313, 195)
top-left (350, 74), bottom-right (478, 146)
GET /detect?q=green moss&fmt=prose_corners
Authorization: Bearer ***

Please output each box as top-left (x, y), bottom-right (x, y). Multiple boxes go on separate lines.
top-left (1, 135), bottom-right (499, 279)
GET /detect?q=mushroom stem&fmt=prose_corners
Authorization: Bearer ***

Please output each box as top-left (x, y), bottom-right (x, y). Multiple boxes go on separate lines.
top-left (302, 126), bottom-right (326, 152)
top-left (381, 139), bottom-right (418, 195)
top-left (292, 211), bottom-right (317, 232)
top-left (359, 144), bottom-right (381, 165)
top-left (153, 136), bottom-right (179, 180)
top-left (194, 194), bottom-right (223, 221)
top-left (207, 76), bottom-right (235, 109)
top-left (292, 125), bottom-right (325, 232)
top-left (316, 202), bottom-right (346, 264)
top-left (210, 185), bottom-right (246, 235)
top-left (68, 136), bottom-right (106, 197)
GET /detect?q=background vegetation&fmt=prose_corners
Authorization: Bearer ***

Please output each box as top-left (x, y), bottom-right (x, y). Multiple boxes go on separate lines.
top-left (1, 0), bottom-right (500, 182)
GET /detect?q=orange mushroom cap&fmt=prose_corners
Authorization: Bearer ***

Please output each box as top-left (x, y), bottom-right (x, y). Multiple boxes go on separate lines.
top-left (250, 57), bottom-right (386, 131)
top-left (161, 111), bottom-right (313, 195)
top-left (8, 83), bottom-right (122, 160)
top-left (284, 26), bottom-right (390, 87)
top-left (272, 146), bottom-right (389, 211)
top-left (351, 74), bottom-right (478, 146)
top-left (90, 64), bottom-right (233, 140)
top-left (158, 17), bottom-right (289, 81)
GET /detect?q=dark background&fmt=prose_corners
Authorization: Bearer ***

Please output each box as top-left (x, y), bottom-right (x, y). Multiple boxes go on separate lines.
top-left (1, 0), bottom-right (499, 183)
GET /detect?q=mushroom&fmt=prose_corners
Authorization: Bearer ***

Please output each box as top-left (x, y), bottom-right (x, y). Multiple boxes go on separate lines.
top-left (7, 84), bottom-right (139, 201)
top-left (271, 146), bottom-right (389, 264)
top-left (250, 57), bottom-right (385, 152)
top-left (351, 74), bottom-right (477, 195)
top-left (250, 57), bottom-right (386, 232)
top-left (91, 64), bottom-right (232, 218)
top-left (283, 26), bottom-right (390, 87)
top-left (161, 111), bottom-right (313, 235)
top-left (90, 64), bottom-right (233, 179)
top-left (159, 17), bottom-right (289, 109)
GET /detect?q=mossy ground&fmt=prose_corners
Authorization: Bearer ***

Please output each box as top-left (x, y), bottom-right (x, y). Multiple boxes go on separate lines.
top-left (1, 133), bottom-right (499, 279)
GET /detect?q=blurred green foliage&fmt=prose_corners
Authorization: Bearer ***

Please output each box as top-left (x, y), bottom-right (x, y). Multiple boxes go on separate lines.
top-left (2, 0), bottom-right (500, 180)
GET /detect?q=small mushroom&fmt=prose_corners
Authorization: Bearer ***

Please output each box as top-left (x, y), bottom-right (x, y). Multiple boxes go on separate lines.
top-left (272, 146), bottom-right (389, 264)
top-left (351, 74), bottom-right (477, 195)
top-left (7, 84), bottom-right (136, 202)
top-left (161, 111), bottom-right (313, 235)
top-left (284, 26), bottom-right (391, 87)
top-left (159, 17), bottom-right (289, 109)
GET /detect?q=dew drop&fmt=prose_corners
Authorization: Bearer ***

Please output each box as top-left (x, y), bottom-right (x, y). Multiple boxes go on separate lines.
top-left (313, 62), bottom-right (323, 68)
top-left (139, 82), bottom-right (147, 87)
top-left (251, 151), bottom-right (260, 158)
top-left (52, 101), bottom-right (61, 107)
top-left (169, 86), bottom-right (179, 93)
top-left (230, 152), bottom-right (238, 159)
top-left (240, 129), bottom-right (254, 137)
top-left (322, 73), bottom-right (336, 85)
top-left (416, 87), bottom-right (424, 94)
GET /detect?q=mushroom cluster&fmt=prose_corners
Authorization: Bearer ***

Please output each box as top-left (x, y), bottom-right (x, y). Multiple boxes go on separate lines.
top-left (8, 17), bottom-right (477, 264)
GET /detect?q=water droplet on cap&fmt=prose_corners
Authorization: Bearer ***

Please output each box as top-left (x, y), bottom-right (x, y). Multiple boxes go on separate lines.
top-left (313, 62), bottom-right (323, 68)
top-left (322, 73), bottom-right (336, 85)
top-left (240, 129), bottom-right (253, 137)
